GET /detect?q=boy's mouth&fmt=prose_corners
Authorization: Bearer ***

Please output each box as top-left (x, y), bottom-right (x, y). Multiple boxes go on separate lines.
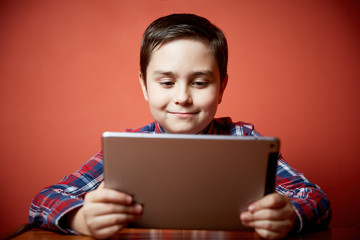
top-left (167, 111), bottom-right (199, 118)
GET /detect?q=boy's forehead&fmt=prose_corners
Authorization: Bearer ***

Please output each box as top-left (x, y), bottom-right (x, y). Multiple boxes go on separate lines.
top-left (153, 38), bottom-right (212, 54)
top-left (151, 69), bottom-right (216, 78)
top-left (150, 39), bottom-right (213, 61)
top-left (146, 39), bottom-right (219, 77)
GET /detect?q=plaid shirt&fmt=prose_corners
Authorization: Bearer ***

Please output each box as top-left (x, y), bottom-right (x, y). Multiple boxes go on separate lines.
top-left (29, 117), bottom-right (331, 234)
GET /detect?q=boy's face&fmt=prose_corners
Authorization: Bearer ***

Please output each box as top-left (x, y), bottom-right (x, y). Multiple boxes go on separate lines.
top-left (139, 39), bottom-right (227, 134)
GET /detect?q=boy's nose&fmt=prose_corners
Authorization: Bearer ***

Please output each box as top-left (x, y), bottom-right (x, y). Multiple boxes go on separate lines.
top-left (174, 86), bottom-right (192, 105)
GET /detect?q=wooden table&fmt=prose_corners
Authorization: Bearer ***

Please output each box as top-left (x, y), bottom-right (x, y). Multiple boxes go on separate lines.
top-left (8, 226), bottom-right (360, 240)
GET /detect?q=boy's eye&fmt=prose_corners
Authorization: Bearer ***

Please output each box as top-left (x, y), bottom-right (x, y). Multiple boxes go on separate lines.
top-left (192, 80), bottom-right (208, 88)
top-left (159, 81), bottom-right (175, 87)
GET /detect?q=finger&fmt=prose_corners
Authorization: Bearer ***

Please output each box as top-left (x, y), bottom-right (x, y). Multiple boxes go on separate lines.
top-left (84, 203), bottom-right (143, 217)
top-left (246, 205), bottom-right (294, 221)
top-left (86, 212), bottom-right (142, 231)
top-left (255, 228), bottom-right (288, 240)
top-left (90, 224), bottom-right (124, 240)
top-left (85, 188), bottom-right (133, 205)
top-left (248, 193), bottom-right (288, 212)
top-left (98, 181), bottom-right (105, 189)
top-left (245, 219), bottom-right (294, 233)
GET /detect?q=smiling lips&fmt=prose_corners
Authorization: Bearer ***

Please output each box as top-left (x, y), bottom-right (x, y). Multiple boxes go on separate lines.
top-left (168, 111), bottom-right (199, 119)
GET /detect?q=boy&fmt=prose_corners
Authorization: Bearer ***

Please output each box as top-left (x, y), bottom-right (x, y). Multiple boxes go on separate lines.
top-left (29, 14), bottom-right (331, 239)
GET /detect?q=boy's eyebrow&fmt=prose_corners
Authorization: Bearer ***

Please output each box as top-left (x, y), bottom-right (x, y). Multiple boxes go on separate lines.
top-left (153, 71), bottom-right (176, 77)
top-left (152, 70), bottom-right (215, 78)
top-left (190, 70), bottom-right (215, 77)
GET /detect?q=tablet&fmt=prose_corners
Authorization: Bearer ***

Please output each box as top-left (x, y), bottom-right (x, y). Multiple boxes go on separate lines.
top-left (103, 132), bottom-right (279, 231)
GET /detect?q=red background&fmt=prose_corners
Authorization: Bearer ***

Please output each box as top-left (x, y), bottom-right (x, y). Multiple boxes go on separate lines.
top-left (1, 0), bottom-right (359, 234)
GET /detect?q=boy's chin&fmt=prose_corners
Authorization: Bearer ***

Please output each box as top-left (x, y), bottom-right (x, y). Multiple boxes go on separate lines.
top-left (163, 125), bottom-right (204, 134)
top-left (160, 119), bottom-right (213, 134)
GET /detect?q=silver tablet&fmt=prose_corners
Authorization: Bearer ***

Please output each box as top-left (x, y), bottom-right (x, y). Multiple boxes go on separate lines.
top-left (103, 132), bottom-right (279, 231)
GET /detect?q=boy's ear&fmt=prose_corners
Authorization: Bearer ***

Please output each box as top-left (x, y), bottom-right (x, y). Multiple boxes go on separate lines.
top-left (139, 71), bottom-right (149, 102)
top-left (218, 74), bottom-right (228, 104)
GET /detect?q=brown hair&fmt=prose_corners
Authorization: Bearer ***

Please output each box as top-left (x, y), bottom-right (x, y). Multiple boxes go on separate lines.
top-left (140, 14), bottom-right (228, 82)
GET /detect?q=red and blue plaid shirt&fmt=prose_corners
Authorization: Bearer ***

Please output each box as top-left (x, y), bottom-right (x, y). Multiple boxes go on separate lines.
top-left (29, 117), bottom-right (331, 234)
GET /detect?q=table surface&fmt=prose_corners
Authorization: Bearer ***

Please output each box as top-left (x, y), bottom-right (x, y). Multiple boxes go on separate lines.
top-left (9, 226), bottom-right (360, 240)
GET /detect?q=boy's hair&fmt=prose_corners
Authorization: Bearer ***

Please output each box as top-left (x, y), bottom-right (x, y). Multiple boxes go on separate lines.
top-left (140, 13), bottom-right (228, 82)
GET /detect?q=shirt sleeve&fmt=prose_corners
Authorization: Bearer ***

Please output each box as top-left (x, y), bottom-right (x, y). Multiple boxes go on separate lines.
top-left (28, 151), bottom-right (104, 234)
top-left (275, 156), bottom-right (332, 232)
top-left (243, 125), bottom-right (332, 232)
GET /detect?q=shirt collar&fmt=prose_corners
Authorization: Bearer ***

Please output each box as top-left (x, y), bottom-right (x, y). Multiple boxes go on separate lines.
top-left (155, 122), bottom-right (167, 133)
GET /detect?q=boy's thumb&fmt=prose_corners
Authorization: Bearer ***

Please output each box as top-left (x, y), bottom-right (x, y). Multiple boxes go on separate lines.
top-left (98, 181), bottom-right (105, 189)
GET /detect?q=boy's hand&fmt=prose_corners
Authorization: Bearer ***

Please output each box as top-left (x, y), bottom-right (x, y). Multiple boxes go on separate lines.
top-left (68, 182), bottom-right (143, 239)
top-left (240, 193), bottom-right (297, 240)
